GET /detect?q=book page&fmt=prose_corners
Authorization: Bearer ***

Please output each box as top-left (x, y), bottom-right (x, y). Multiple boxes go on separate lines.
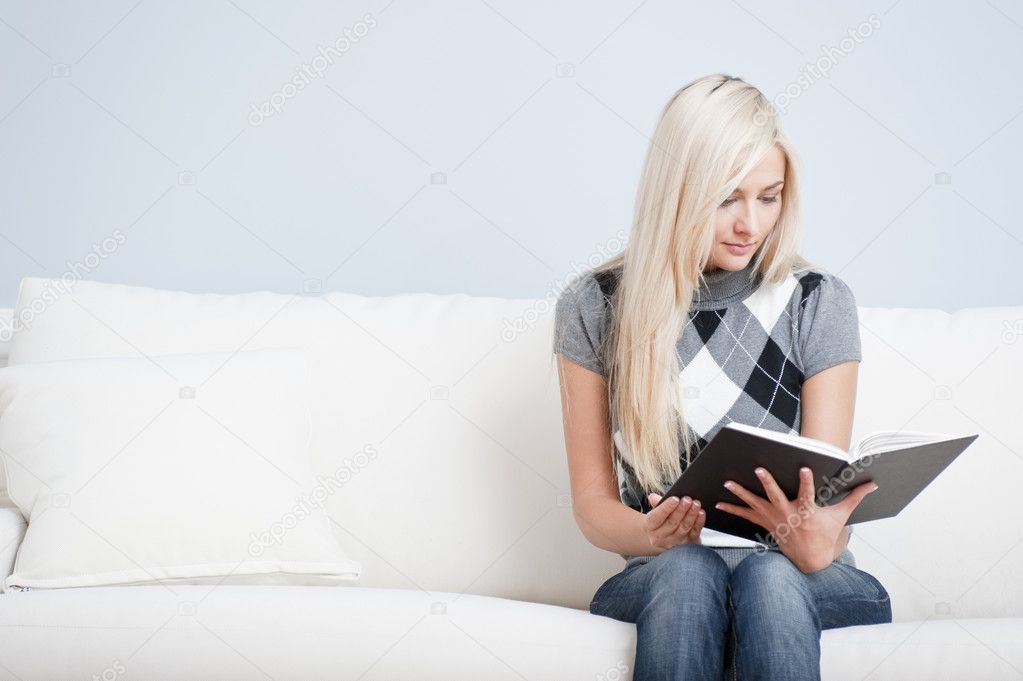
top-left (852, 431), bottom-right (950, 459)
top-left (724, 422), bottom-right (850, 462)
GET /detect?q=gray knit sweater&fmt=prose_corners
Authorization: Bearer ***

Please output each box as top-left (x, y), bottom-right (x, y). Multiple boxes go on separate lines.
top-left (554, 260), bottom-right (862, 557)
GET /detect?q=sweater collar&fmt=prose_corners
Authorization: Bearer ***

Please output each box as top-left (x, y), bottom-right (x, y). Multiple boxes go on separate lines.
top-left (693, 260), bottom-right (760, 310)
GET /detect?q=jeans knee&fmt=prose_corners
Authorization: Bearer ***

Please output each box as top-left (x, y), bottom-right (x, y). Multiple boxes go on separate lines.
top-left (732, 548), bottom-right (810, 605)
top-left (640, 544), bottom-right (730, 628)
top-left (732, 548), bottom-right (801, 587)
top-left (649, 544), bottom-right (731, 590)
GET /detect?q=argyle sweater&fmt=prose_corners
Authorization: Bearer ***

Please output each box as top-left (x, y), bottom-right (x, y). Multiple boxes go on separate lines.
top-left (553, 259), bottom-right (862, 552)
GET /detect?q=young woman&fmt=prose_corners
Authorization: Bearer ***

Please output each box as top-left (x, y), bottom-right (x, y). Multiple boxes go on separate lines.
top-left (553, 74), bottom-right (892, 681)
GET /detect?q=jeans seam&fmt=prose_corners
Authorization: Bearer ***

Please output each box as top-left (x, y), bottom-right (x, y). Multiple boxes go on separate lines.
top-left (728, 588), bottom-right (737, 681)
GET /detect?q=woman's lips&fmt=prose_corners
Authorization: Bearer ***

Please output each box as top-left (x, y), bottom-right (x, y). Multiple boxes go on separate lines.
top-left (725, 242), bottom-right (754, 254)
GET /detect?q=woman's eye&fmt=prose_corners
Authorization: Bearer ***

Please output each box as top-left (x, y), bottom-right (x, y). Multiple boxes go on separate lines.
top-left (720, 195), bottom-right (779, 207)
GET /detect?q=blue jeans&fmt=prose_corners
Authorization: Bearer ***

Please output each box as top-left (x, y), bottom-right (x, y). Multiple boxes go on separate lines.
top-left (588, 544), bottom-right (892, 681)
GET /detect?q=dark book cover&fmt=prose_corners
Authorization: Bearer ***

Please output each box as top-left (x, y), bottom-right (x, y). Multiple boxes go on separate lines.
top-left (656, 424), bottom-right (980, 544)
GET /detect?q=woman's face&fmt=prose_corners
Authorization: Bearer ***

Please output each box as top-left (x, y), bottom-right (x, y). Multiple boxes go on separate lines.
top-left (706, 144), bottom-right (786, 273)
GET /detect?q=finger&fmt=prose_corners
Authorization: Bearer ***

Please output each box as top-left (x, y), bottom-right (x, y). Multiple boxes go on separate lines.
top-left (723, 480), bottom-right (764, 511)
top-left (650, 496), bottom-right (691, 539)
top-left (662, 497), bottom-right (701, 539)
top-left (667, 497), bottom-right (701, 535)
top-left (679, 500), bottom-right (703, 537)
top-left (646, 496), bottom-right (681, 536)
top-left (714, 500), bottom-right (755, 523)
top-left (796, 466), bottom-right (817, 507)
top-left (753, 467), bottom-right (789, 507)
top-left (687, 506), bottom-right (706, 540)
top-left (647, 494), bottom-right (679, 524)
top-left (836, 480), bottom-right (879, 514)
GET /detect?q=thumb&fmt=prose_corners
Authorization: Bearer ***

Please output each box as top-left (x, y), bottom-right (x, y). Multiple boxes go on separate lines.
top-left (648, 492), bottom-right (662, 506)
top-left (839, 481), bottom-right (879, 513)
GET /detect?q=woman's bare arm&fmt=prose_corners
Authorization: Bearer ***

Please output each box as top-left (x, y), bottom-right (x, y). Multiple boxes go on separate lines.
top-left (799, 359), bottom-right (860, 558)
top-left (556, 355), bottom-right (663, 557)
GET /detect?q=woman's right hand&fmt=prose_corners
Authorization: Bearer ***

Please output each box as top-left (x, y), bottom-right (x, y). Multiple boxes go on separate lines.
top-left (645, 492), bottom-right (705, 551)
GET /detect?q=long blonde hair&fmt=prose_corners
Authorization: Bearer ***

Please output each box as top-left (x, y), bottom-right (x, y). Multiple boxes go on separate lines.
top-left (562, 74), bottom-right (820, 499)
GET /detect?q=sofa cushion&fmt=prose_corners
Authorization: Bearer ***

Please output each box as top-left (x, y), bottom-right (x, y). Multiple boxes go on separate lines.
top-left (0, 584), bottom-right (1020, 680)
top-left (0, 347), bottom-right (361, 590)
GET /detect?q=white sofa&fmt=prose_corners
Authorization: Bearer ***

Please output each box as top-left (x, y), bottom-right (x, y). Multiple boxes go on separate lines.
top-left (0, 276), bottom-right (1020, 681)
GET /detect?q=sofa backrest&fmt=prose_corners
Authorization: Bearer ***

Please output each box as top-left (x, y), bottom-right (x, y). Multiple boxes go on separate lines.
top-left (2, 277), bottom-right (1021, 622)
top-left (3, 278), bottom-right (593, 610)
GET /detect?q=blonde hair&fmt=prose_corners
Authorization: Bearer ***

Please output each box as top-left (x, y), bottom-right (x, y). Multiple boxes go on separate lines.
top-left (561, 73), bottom-right (820, 500)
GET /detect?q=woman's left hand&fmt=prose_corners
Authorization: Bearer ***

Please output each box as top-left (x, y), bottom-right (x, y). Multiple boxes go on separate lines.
top-left (715, 466), bottom-right (878, 573)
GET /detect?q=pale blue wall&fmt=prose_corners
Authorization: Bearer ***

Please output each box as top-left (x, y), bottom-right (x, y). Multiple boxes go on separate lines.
top-left (1, 1), bottom-right (1020, 311)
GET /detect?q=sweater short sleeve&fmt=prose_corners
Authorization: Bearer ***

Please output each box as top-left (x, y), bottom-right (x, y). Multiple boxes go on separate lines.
top-left (553, 274), bottom-right (609, 376)
top-left (797, 272), bottom-right (862, 380)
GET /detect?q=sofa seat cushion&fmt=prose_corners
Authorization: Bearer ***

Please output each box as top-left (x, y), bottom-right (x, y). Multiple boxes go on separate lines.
top-left (0, 584), bottom-right (629, 680)
top-left (819, 617), bottom-right (1023, 679)
top-left (0, 584), bottom-right (1021, 680)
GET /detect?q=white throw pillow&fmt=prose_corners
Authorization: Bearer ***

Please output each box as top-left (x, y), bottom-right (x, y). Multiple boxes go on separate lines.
top-left (0, 347), bottom-right (361, 591)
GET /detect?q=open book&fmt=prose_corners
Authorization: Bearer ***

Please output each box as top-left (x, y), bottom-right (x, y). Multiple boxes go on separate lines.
top-left (656, 422), bottom-right (980, 544)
